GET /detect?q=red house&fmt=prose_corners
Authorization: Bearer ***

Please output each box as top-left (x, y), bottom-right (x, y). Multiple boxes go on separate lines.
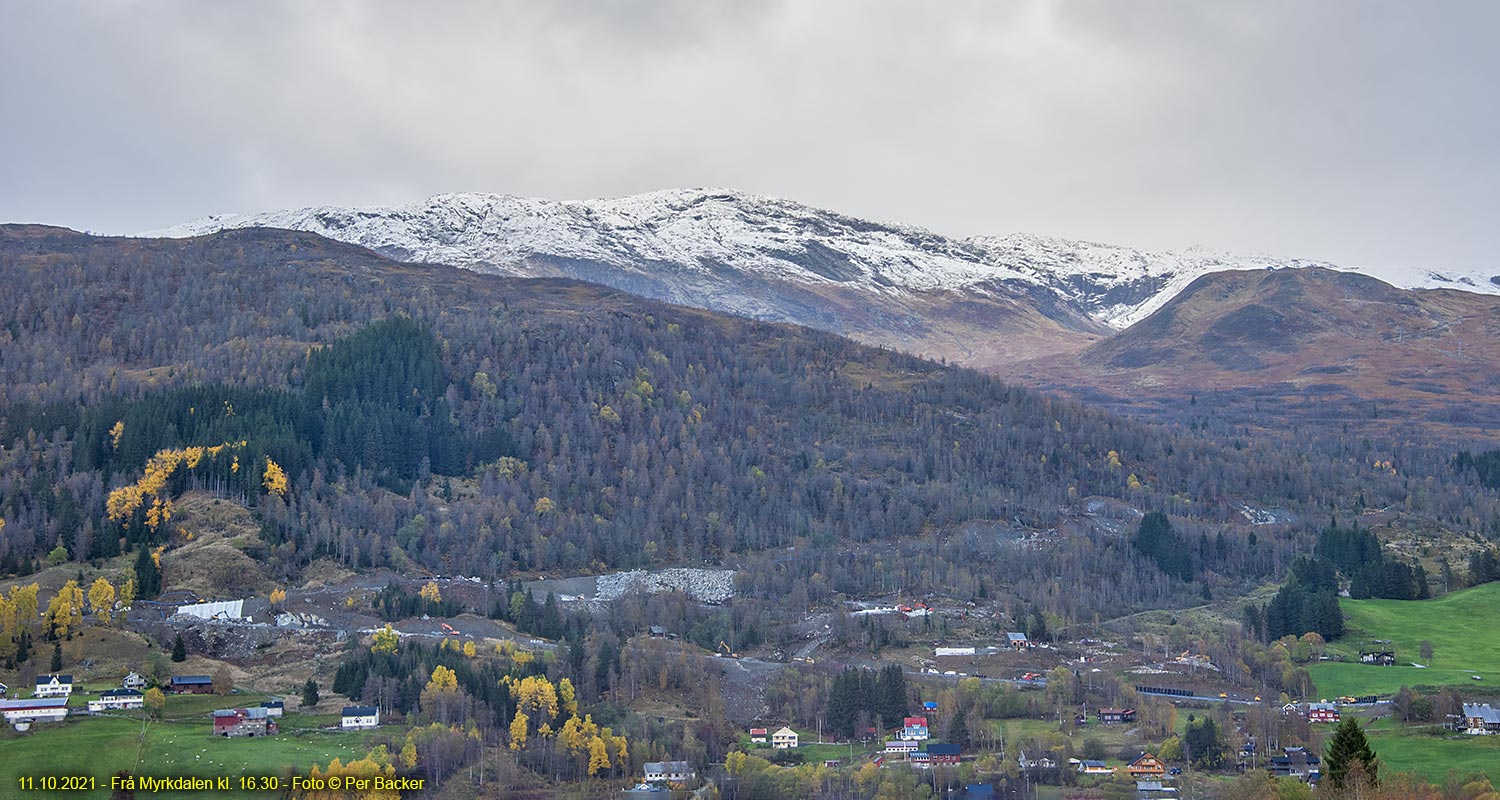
top-left (927, 743), bottom-right (961, 764)
top-left (1308, 702), bottom-right (1340, 723)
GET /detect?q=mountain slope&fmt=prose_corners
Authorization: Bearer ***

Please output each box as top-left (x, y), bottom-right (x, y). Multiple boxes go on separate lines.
top-left (1015, 267), bottom-right (1500, 429)
top-left (146, 189), bottom-right (1498, 368)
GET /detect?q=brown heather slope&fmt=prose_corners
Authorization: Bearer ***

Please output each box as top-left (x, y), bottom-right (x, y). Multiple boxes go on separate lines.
top-left (1009, 268), bottom-right (1500, 431)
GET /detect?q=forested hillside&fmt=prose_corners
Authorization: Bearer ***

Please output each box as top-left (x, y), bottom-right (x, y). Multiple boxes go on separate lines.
top-left (2, 224), bottom-right (1499, 623)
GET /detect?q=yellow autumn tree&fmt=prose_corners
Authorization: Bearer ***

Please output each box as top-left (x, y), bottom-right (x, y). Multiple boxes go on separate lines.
top-left (107, 442), bottom-right (243, 523)
top-left (117, 577), bottom-right (135, 615)
top-left (420, 666), bottom-right (466, 725)
top-left (45, 580), bottom-right (85, 637)
top-left (109, 420), bottom-right (125, 449)
top-left (509, 674), bottom-right (559, 722)
top-left (509, 710), bottom-right (529, 750)
top-left (263, 457), bottom-right (288, 496)
top-left (418, 582), bottom-right (442, 603)
top-left (558, 677), bottom-right (578, 717)
top-left (296, 749), bottom-right (400, 799)
top-left (10, 584), bottom-right (39, 632)
top-left (587, 735), bottom-right (611, 776)
top-left (269, 588), bottom-right (287, 608)
top-left (400, 738), bottom-right (418, 770)
top-left (143, 687), bottom-right (166, 718)
top-left (88, 577), bottom-right (116, 624)
top-left (427, 666), bottom-right (458, 693)
top-left (462, 640), bottom-right (476, 658)
top-left (371, 624), bottom-right (399, 654)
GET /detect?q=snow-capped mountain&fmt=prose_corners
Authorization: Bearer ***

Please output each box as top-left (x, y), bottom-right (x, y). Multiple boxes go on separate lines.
top-left (145, 189), bottom-right (1500, 366)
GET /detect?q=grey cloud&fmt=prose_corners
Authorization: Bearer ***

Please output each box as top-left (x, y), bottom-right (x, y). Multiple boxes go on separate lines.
top-left (1, 0), bottom-right (1496, 274)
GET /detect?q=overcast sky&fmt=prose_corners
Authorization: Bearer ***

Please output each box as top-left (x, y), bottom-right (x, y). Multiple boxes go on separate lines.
top-left (2, 1), bottom-right (1496, 273)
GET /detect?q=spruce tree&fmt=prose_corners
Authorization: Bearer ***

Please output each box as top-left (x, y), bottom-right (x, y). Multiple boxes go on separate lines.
top-left (171, 634), bottom-right (186, 662)
top-left (1324, 717), bottom-right (1379, 788)
top-left (302, 678), bottom-right (320, 707)
top-left (50, 641), bottom-right (63, 672)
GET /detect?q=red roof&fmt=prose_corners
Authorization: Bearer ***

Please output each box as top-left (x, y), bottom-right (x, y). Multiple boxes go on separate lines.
top-left (750, 728), bottom-right (767, 735)
top-left (904, 716), bottom-right (927, 726)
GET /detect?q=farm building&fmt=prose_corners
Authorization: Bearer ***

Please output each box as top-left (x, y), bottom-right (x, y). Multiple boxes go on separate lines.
top-left (1006, 632), bottom-right (1029, 649)
top-left (171, 675), bottom-right (214, 694)
top-left (642, 761), bottom-right (695, 783)
top-left (34, 674), bottom-right (73, 698)
top-left (1359, 651), bottom-right (1396, 666)
top-left (1, 697), bottom-right (70, 728)
top-left (885, 739), bottom-right (919, 755)
top-left (771, 727), bottom-right (798, 749)
top-left (88, 689), bottom-right (145, 712)
top-left (341, 705), bottom-right (380, 729)
top-left (213, 707), bottom-right (277, 737)
top-left (260, 700), bottom-right (284, 717)
top-left (1462, 703), bottom-right (1500, 734)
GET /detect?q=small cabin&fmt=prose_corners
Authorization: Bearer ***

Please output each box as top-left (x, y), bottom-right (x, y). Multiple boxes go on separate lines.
top-left (749, 727), bottom-right (767, 743)
top-left (1097, 707), bottom-right (1136, 724)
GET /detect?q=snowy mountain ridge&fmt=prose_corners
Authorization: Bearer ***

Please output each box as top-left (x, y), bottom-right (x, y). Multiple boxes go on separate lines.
top-left (145, 188), bottom-right (1500, 332)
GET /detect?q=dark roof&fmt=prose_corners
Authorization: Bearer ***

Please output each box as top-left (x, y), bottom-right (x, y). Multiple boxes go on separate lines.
top-left (261, 700), bottom-right (285, 708)
top-left (343, 705), bottom-right (378, 716)
top-left (963, 785), bottom-right (995, 800)
top-left (36, 674), bottom-right (73, 684)
top-left (928, 743), bottom-right (961, 756)
top-left (99, 689), bottom-right (143, 698)
top-left (172, 675), bottom-right (212, 684)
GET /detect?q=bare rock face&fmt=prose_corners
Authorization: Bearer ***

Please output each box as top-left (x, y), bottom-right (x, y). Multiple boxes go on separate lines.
top-left (595, 568), bottom-right (736, 604)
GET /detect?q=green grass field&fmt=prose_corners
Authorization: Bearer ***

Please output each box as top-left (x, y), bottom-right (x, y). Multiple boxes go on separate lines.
top-left (1310, 583), bottom-right (1500, 697)
top-left (0, 710), bottom-right (374, 799)
top-left (1363, 719), bottom-right (1500, 786)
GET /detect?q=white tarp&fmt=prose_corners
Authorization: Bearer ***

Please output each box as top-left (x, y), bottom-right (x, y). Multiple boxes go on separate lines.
top-left (176, 600), bottom-right (244, 620)
top-left (935, 646), bottom-right (975, 657)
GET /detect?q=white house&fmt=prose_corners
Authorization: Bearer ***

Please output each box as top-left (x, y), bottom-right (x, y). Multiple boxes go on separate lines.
top-left (34, 674), bottom-right (73, 698)
top-left (261, 700), bottom-right (285, 717)
top-left (772, 727), bottom-right (799, 749)
top-left (341, 705), bottom-right (380, 729)
top-left (88, 689), bottom-right (145, 712)
top-left (643, 761), bottom-right (695, 783)
top-left (749, 727), bottom-right (767, 743)
top-left (884, 739), bottom-right (919, 755)
top-left (1, 697), bottom-right (70, 727)
top-left (122, 672), bottom-right (148, 691)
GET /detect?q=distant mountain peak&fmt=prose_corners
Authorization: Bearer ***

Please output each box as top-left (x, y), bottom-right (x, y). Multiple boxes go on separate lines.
top-left (143, 190), bottom-right (1500, 364)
